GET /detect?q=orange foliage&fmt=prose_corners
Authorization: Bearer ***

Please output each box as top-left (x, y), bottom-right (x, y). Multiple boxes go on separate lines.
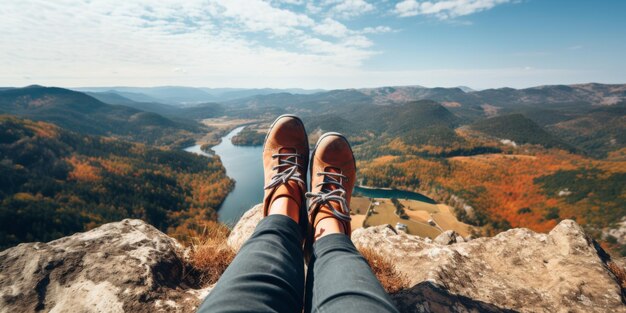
top-left (358, 146), bottom-right (611, 234)
top-left (606, 147), bottom-right (626, 161)
top-left (67, 156), bottom-right (101, 182)
top-left (371, 155), bottom-right (400, 166)
top-left (97, 157), bottom-right (133, 175)
top-left (29, 121), bottom-right (59, 138)
top-left (445, 153), bottom-right (579, 232)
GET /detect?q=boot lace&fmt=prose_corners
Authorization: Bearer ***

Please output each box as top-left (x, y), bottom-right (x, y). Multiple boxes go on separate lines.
top-left (305, 171), bottom-right (351, 222)
top-left (264, 152), bottom-right (305, 190)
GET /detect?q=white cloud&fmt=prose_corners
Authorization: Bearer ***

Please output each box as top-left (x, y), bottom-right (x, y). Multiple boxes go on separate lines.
top-left (306, 3), bottom-right (324, 14)
top-left (395, 0), bottom-right (512, 19)
top-left (313, 19), bottom-right (394, 39)
top-left (324, 0), bottom-right (375, 19)
top-left (313, 18), bottom-right (350, 38)
top-left (275, 0), bottom-right (305, 4)
top-left (0, 0), bottom-right (385, 87)
top-left (0, 0), bottom-right (596, 90)
top-left (361, 26), bottom-right (395, 34)
top-left (300, 36), bottom-right (376, 65)
top-left (210, 0), bottom-right (314, 36)
top-left (343, 35), bottom-right (374, 48)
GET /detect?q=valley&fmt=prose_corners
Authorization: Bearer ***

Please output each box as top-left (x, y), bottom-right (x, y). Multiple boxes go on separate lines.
top-left (1, 83), bottom-right (624, 256)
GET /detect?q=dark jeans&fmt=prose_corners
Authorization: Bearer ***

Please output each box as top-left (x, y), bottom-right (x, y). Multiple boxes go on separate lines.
top-left (197, 215), bottom-right (398, 313)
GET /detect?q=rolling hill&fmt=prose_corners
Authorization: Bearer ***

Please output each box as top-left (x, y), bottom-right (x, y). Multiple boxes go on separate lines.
top-left (222, 83), bottom-right (625, 157)
top-left (470, 114), bottom-right (573, 150)
top-left (84, 91), bottom-right (183, 116)
top-left (0, 86), bottom-right (206, 148)
top-left (75, 86), bottom-right (325, 105)
top-left (548, 103), bottom-right (626, 157)
top-left (74, 86), bottom-right (218, 105)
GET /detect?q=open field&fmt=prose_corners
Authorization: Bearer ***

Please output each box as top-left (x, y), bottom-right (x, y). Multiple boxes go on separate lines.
top-left (350, 214), bottom-right (367, 231)
top-left (198, 118), bottom-right (265, 146)
top-left (350, 196), bottom-right (472, 238)
top-left (432, 205), bottom-right (471, 237)
top-left (201, 117), bottom-right (263, 129)
top-left (350, 197), bottom-right (371, 230)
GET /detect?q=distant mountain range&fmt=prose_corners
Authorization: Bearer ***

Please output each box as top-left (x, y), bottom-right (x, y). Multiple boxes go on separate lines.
top-left (73, 86), bottom-right (325, 105)
top-left (3, 83), bottom-right (625, 157)
top-left (222, 83), bottom-right (625, 157)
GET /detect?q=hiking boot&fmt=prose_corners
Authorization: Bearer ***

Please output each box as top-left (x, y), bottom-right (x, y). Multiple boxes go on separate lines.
top-left (262, 114), bottom-right (309, 233)
top-left (306, 132), bottom-right (356, 254)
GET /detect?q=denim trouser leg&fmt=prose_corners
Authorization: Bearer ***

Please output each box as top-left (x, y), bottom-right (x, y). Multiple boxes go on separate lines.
top-left (197, 215), bottom-right (304, 313)
top-left (304, 233), bottom-right (399, 313)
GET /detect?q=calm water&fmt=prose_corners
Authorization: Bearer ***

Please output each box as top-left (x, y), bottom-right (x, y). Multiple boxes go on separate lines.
top-left (185, 126), bottom-right (435, 225)
top-left (185, 126), bottom-right (263, 226)
top-left (353, 186), bottom-right (436, 204)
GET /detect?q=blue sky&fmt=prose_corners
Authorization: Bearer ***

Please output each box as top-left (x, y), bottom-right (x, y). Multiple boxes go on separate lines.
top-left (0, 0), bottom-right (624, 89)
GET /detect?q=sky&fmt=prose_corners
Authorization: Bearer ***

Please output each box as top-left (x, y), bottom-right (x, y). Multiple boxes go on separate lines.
top-left (1, 0), bottom-right (625, 90)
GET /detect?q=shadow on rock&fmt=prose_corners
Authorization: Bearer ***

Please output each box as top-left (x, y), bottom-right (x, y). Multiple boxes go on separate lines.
top-left (392, 281), bottom-right (519, 313)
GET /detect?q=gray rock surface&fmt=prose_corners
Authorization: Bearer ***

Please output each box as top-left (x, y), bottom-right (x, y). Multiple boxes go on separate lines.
top-left (227, 203), bottom-right (263, 252)
top-left (0, 219), bottom-right (210, 313)
top-left (2, 207), bottom-right (624, 313)
top-left (433, 230), bottom-right (458, 245)
top-left (352, 220), bottom-right (626, 313)
top-left (226, 206), bottom-right (625, 312)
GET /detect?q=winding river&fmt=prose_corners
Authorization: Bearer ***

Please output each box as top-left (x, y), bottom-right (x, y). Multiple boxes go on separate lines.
top-left (185, 126), bottom-right (435, 225)
top-left (185, 126), bottom-right (263, 225)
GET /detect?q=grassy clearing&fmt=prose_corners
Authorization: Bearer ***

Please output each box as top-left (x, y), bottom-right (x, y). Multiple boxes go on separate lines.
top-left (431, 205), bottom-right (471, 237)
top-left (363, 198), bottom-right (442, 238)
top-left (353, 196), bottom-right (472, 238)
top-left (198, 118), bottom-right (265, 146)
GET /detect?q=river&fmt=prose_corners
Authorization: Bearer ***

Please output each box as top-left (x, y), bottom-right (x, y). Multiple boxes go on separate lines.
top-left (184, 126), bottom-right (263, 225)
top-left (184, 126), bottom-right (435, 225)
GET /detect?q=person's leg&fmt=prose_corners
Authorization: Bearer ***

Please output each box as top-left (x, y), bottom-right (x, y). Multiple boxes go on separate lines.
top-left (304, 233), bottom-right (399, 313)
top-left (198, 115), bottom-right (310, 313)
top-left (304, 133), bottom-right (399, 313)
top-left (197, 202), bottom-right (304, 313)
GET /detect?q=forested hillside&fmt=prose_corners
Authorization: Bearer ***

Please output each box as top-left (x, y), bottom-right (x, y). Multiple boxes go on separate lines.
top-left (0, 116), bottom-right (232, 249)
top-left (470, 114), bottom-right (573, 150)
top-left (0, 86), bottom-right (208, 148)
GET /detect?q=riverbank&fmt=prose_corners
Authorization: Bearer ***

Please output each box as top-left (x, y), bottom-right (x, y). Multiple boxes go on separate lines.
top-left (356, 184), bottom-right (393, 190)
top-left (353, 186), bottom-right (437, 204)
top-left (196, 117), bottom-right (265, 149)
top-left (185, 126), bottom-right (264, 226)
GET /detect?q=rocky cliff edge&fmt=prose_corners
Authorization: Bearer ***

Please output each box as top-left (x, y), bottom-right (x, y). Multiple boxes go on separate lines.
top-left (1, 204), bottom-right (624, 312)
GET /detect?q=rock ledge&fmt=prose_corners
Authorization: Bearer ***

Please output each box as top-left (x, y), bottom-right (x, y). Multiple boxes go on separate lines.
top-left (1, 207), bottom-right (625, 313)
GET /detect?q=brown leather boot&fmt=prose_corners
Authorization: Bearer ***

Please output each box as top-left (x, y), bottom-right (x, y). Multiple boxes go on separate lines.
top-left (262, 115), bottom-right (309, 233)
top-left (306, 132), bottom-right (356, 256)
